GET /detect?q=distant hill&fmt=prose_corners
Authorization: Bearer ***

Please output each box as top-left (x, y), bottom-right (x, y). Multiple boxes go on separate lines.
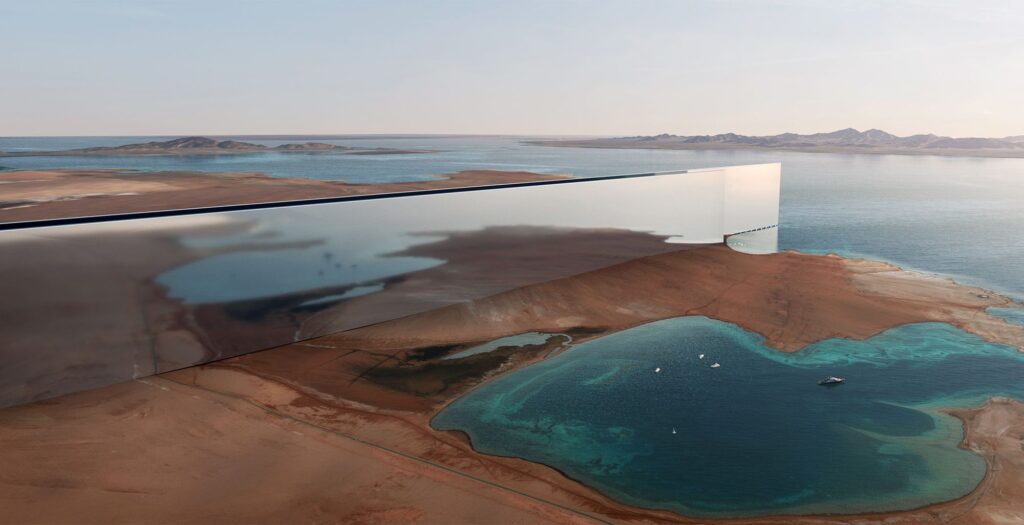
top-left (530, 129), bottom-right (1024, 158)
top-left (0, 137), bottom-right (432, 157)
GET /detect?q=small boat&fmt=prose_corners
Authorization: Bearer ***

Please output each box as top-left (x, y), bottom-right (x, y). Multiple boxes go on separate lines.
top-left (710, 363), bottom-right (721, 368)
top-left (672, 428), bottom-right (677, 435)
top-left (699, 354), bottom-right (705, 359)
top-left (818, 376), bottom-right (845, 386)
top-left (655, 367), bottom-right (661, 374)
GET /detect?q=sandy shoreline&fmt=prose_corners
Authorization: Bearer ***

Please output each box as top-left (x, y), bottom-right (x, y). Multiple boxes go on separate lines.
top-left (214, 239), bottom-right (1024, 523)
top-left (3, 235), bottom-right (1023, 522)
top-left (2, 170), bottom-right (1024, 522)
top-left (1, 337), bottom-right (1018, 524)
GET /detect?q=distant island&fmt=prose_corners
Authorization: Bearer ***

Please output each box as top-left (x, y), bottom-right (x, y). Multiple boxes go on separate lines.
top-left (530, 128), bottom-right (1024, 158)
top-left (0, 136), bottom-right (433, 157)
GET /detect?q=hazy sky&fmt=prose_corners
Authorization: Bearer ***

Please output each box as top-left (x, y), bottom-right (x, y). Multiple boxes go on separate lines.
top-left (2, 0), bottom-right (1023, 137)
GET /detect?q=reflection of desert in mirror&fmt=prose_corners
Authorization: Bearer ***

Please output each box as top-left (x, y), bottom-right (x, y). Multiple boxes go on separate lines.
top-left (3, 2), bottom-right (1024, 524)
top-left (0, 166), bottom-right (780, 405)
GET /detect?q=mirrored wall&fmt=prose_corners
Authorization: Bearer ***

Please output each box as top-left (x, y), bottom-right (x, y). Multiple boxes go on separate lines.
top-left (0, 163), bottom-right (780, 407)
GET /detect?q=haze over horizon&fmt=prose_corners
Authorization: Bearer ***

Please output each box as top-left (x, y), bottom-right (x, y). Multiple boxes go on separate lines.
top-left (3, 0), bottom-right (1023, 138)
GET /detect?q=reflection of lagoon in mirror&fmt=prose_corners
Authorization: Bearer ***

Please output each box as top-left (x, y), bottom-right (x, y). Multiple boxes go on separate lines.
top-left (157, 213), bottom-right (447, 304)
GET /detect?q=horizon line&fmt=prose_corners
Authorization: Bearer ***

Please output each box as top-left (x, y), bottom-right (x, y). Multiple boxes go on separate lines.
top-left (3, 128), bottom-right (1022, 140)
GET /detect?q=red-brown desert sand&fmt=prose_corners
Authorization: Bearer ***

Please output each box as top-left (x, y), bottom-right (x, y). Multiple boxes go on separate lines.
top-left (2, 172), bottom-right (1024, 524)
top-left (0, 169), bottom-right (565, 223)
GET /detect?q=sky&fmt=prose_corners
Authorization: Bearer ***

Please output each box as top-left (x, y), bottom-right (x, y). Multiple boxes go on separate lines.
top-left (2, 0), bottom-right (1023, 137)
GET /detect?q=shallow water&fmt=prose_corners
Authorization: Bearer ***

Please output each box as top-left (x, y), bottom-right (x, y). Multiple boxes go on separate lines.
top-left (442, 332), bottom-right (568, 361)
top-left (432, 317), bottom-right (1024, 518)
top-left (989, 307), bottom-right (1024, 327)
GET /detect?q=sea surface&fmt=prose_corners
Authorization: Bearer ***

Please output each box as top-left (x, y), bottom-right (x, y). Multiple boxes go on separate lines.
top-left (4, 135), bottom-right (1024, 516)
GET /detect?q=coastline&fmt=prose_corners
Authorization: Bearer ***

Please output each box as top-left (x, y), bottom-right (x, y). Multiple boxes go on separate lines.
top-left (1, 321), bottom-right (1015, 524)
top-left (2, 170), bottom-right (1023, 522)
top-left (189, 239), bottom-right (1024, 523)
top-left (431, 387), bottom-right (1019, 524)
top-left (409, 313), bottom-right (1021, 521)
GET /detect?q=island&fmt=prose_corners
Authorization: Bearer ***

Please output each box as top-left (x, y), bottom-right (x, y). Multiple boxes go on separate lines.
top-left (0, 136), bottom-right (433, 157)
top-left (530, 128), bottom-right (1024, 159)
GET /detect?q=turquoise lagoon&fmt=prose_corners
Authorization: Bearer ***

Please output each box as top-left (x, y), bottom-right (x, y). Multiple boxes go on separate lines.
top-left (431, 317), bottom-right (1024, 518)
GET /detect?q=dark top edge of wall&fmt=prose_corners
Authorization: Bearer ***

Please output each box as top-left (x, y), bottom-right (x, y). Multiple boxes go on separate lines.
top-left (0, 168), bottom-right (705, 231)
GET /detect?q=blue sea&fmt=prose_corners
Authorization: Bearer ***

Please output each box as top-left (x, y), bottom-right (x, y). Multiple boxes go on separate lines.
top-left (4, 135), bottom-right (1024, 516)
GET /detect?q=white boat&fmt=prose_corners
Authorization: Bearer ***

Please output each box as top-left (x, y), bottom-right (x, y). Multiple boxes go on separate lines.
top-left (672, 428), bottom-right (677, 435)
top-left (655, 367), bottom-right (661, 373)
top-left (818, 376), bottom-right (844, 386)
top-left (699, 354), bottom-right (705, 359)
top-left (710, 363), bottom-right (721, 368)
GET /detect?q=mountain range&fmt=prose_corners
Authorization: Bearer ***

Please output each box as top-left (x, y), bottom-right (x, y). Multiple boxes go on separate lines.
top-left (530, 129), bottom-right (1024, 158)
top-left (0, 137), bottom-right (431, 157)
